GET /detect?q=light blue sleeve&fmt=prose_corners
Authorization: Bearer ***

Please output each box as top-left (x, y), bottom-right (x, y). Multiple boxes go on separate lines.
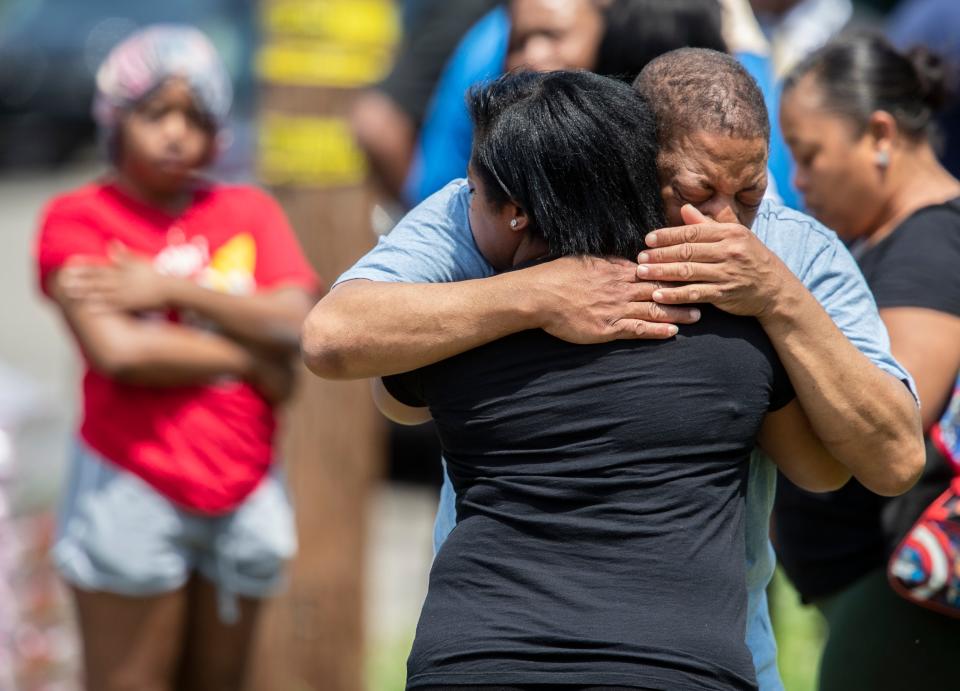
top-left (433, 460), bottom-right (457, 554)
top-left (334, 179), bottom-right (494, 286)
top-left (753, 201), bottom-right (917, 395)
top-left (746, 584), bottom-right (784, 691)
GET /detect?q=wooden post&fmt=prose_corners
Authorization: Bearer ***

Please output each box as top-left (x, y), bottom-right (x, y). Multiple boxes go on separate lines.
top-left (250, 2), bottom-right (398, 688)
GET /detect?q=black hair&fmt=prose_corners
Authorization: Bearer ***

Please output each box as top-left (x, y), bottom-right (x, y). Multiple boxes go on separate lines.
top-left (633, 47), bottom-right (770, 147)
top-left (595, 0), bottom-right (727, 84)
top-left (783, 32), bottom-right (951, 141)
top-left (468, 70), bottom-right (664, 259)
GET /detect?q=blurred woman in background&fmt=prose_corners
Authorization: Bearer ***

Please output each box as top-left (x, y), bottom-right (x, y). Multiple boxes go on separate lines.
top-left (406, 0), bottom-right (727, 205)
top-left (778, 32), bottom-right (960, 690)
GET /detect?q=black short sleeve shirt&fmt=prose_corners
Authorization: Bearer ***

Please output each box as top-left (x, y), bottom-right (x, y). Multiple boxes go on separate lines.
top-left (385, 305), bottom-right (792, 690)
top-left (774, 198), bottom-right (960, 601)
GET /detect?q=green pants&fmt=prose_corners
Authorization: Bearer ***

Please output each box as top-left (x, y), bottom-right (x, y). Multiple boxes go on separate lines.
top-left (817, 568), bottom-right (960, 691)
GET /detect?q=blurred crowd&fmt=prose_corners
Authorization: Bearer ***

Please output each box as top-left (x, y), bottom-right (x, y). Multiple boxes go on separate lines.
top-left (1, 0), bottom-right (959, 689)
top-left (352, 0), bottom-right (959, 215)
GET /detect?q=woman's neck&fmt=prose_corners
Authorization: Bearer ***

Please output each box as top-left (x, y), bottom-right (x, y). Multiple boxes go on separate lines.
top-left (868, 145), bottom-right (960, 246)
top-left (511, 234), bottom-right (549, 267)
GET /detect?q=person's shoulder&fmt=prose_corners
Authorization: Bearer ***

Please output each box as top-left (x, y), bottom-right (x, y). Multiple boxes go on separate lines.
top-left (874, 197), bottom-right (960, 263)
top-left (195, 183), bottom-right (292, 228)
top-left (752, 200), bottom-right (841, 266)
top-left (397, 178), bottom-right (471, 229)
top-left (754, 199), bottom-right (819, 227)
top-left (862, 197), bottom-right (960, 315)
top-left (435, 177), bottom-right (471, 212)
top-left (896, 198), bottom-right (960, 236)
top-left (753, 199), bottom-right (837, 244)
top-left (388, 177), bottom-right (476, 250)
top-left (42, 182), bottom-right (111, 219)
top-left (427, 177), bottom-right (470, 198)
top-left (333, 178), bottom-right (487, 287)
top-left (199, 182), bottom-right (278, 208)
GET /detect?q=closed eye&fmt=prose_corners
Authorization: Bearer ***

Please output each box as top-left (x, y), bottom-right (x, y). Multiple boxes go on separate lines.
top-left (675, 187), bottom-right (711, 205)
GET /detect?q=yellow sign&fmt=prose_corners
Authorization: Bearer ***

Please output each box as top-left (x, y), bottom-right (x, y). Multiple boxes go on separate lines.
top-left (258, 0), bottom-right (399, 86)
top-left (257, 40), bottom-right (394, 88)
top-left (258, 112), bottom-right (367, 188)
top-left (263, 0), bottom-right (399, 45)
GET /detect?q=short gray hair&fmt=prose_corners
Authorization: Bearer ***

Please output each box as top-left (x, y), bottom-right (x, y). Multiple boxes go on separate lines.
top-left (633, 48), bottom-right (770, 149)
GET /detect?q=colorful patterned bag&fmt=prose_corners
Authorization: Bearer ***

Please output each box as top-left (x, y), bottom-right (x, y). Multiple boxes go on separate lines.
top-left (888, 374), bottom-right (960, 618)
top-left (931, 374), bottom-right (960, 475)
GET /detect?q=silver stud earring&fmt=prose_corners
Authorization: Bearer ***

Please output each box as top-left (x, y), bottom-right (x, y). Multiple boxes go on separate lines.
top-left (877, 150), bottom-right (890, 169)
top-left (510, 219), bottom-right (519, 229)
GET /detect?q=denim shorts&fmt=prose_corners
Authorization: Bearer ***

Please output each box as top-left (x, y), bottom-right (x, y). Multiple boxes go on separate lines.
top-left (52, 441), bottom-right (297, 622)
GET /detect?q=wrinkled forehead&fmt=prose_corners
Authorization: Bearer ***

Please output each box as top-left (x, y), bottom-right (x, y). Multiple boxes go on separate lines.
top-left (659, 130), bottom-right (769, 190)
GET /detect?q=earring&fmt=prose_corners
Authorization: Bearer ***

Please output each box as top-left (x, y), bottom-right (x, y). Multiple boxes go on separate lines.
top-left (876, 150), bottom-right (890, 169)
top-left (510, 218), bottom-right (519, 229)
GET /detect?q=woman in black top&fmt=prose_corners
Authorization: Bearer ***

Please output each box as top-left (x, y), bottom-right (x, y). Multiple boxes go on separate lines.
top-left (375, 70), bottom-right (850, 691)
top-left (780, 33), bottom-right (960, 690)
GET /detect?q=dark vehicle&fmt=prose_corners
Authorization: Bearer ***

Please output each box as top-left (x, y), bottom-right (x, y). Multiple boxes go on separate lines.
top-left (0, 0), bottom-right (255, 168)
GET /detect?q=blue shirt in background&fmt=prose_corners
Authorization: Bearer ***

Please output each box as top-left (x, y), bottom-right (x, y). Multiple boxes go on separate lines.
top-left (336, 179), bottom-right (914, 691)
top-left (738, 51), bottom-right (801, 210)
top-left (403, 8), bottom-right (804, 210)
top-left (403, 6), bottom-right (509, 205)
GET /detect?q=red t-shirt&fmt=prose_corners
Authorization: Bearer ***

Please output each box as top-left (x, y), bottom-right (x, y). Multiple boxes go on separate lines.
top-left (35, 181), bottom-right (319, 514)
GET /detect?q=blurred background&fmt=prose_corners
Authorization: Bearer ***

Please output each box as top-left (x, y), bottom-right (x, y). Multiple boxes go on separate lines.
top-left (0, 0), bottom-right (956, 689)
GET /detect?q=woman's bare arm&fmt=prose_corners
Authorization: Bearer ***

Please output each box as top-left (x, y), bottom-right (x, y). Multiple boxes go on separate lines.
top-left (881, 307), bottom-right (960, 431)
top-left (758, 401), bottom-right (852, 493)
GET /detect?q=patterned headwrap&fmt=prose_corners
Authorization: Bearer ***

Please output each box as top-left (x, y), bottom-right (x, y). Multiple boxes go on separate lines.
top-left (93, 24), bottom-right (233, 133)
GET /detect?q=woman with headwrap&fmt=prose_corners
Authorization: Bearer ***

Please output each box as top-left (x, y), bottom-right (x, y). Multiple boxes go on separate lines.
top-left (34, 25), bottom-right (320, 690)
